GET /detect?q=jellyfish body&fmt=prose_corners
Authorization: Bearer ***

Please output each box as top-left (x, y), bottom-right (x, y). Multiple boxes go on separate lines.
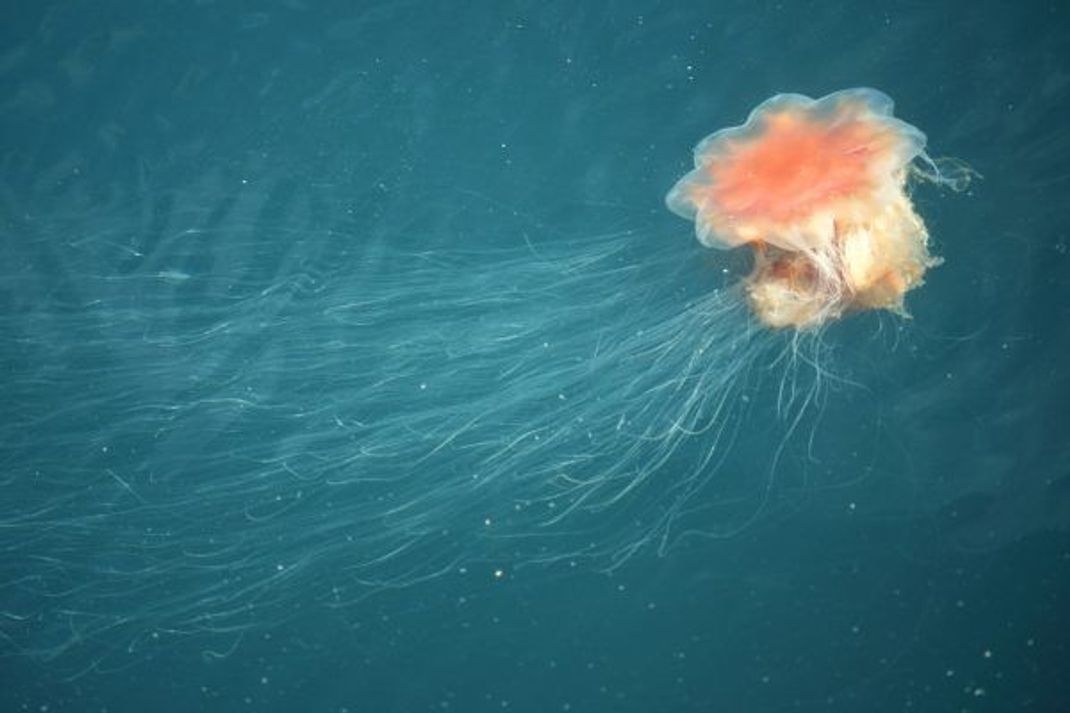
top-left (666, 88), bottom-right (938, 329)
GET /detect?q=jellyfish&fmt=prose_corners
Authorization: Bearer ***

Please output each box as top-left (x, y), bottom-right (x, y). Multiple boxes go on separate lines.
top-left (666, 87), bottom-right (961, 330)
top-left (1, 88), bottom-right (970, 672)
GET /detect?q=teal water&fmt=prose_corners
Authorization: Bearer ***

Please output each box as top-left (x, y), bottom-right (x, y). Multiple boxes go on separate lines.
top-left (1, 2), bottom-right (1067, 712)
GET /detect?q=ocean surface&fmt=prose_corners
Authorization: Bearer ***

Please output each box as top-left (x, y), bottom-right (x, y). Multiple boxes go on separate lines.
top-left (1, 2), bottom-right (1067, 711)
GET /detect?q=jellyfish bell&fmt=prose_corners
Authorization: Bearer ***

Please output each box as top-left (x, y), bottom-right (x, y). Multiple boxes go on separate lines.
top-left (666, 88), bottom-right (944, 330)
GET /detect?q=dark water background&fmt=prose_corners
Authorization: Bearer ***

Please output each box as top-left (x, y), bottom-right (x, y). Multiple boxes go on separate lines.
top-left (1, 1), bottom-right (1068, 711)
